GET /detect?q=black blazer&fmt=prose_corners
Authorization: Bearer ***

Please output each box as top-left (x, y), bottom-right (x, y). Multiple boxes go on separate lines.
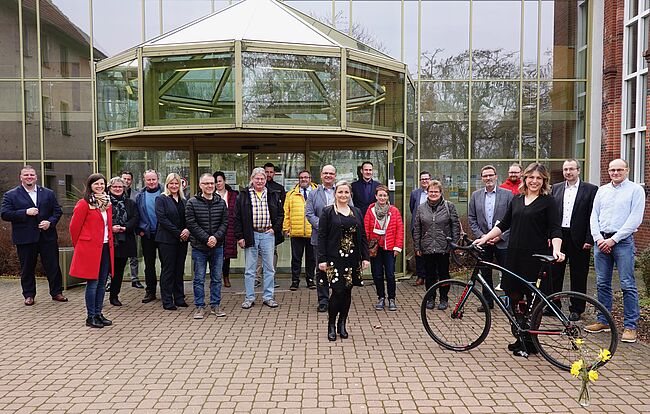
top-left (154, 194), bottom-right (188, 245)
top-left (551, 180), bottom-right (598, 246)
top-left (112, 197), bottom-right (139, 258)
top-left (1, 185), bottom-right (62, 245)
top-left (351, 179), bottom-right (380, 217)
top-left (317, 205), bottom-right (370, 264)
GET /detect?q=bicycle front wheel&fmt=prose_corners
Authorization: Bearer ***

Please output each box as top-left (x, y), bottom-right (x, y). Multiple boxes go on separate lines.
top-left (421, 279), bottom-right (491, 351)
top-left (529, 291), bottom-right (618, 371)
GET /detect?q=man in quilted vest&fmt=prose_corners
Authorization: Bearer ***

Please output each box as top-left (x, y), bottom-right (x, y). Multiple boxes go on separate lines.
top-left (283, 170), bottom-right (318, 291)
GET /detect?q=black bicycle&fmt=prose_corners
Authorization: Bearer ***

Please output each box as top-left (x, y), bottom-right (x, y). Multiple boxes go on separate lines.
top-left (421, 240), bottom-right (618, 371)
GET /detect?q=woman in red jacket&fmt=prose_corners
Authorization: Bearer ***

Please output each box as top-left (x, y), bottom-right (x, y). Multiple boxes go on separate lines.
top-left (364, 185), bottom-right (404, 311)
top-left (70, 173), bottom-right (115, 329)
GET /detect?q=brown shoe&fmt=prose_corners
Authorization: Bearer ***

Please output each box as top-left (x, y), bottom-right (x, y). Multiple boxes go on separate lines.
top-left (223, 276), bottom-right (231, 288)
top-left (24, 297), bottom-right (34, 306)
top-left (52, 293), bottom-right (68, 302)
top-left (621, 328), bottom-right (637, 343)
top-left (584, 322), bottom-right (610, 333)
top-left (415, 277), bottom-right (424, 286)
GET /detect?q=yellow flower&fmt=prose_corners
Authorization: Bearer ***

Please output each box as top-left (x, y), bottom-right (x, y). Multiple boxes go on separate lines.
top-left (588, 370), bottom-right (599, 382)
top-left (598, 349), bottom-right (612, 362)
top-left (574, 338), bottom-right (584, 346)
top-left (570, 360), bottom-right (583, 377)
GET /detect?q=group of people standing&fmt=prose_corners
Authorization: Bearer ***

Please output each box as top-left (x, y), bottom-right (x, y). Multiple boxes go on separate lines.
top-left (0, 158), bottom-right (645, 346)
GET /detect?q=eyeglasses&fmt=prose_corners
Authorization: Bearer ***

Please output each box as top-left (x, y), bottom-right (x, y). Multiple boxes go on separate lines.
top-left (420, 178), bottom-right (430, 181)
top-left (299, 176), bottom-right (310, 179)
top-left (608, 168), bottom-right (626, 173)
top-left (508, 171), bottom-right (520, 174)
top-left (200, 182), bottom-right (215, 185)
top-left (481, 174), bottom-right (495, 178)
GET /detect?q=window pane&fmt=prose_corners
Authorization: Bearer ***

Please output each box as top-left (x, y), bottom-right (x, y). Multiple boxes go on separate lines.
top-left (111, 150), bottom-right (191, 193)
top-left (97, 60), bottom-right (139, 133)
top-left (352, 1), bottom-right (401, 61)
top-left (22, 0), bottom-right (39, 78)
top-left (521, 81), bottom-right (538, 158)
top-left (643, 17), bottom-right (649, 69)
top-left (523, 0), bottom-right (539, 78)
top-left (346, 60), bottom-right (404, 133)
top-left (418, 161), bottom-right (468, 217)
top-left (538, 81), bottom-right (586, 159)
top-left (93, 0), bottom-right (142, 57)
top-left (541, 0), bottom-right (579, 79)
top-left (163, 0), bottom-right (212, 33)
top-left (469, 160), bottom-right (521, 201)
top-left (309, 150), bottom-right (388, 184)
top-left (419, 81), bottom-right (469, 159)
top-left (197, 152), bottom-right (249, 192)
top-left (43, 162), bottom-right (93, 214)
top-left (628, 0), bottom-right (639, 19)
top-left (625, 133), bottom-right (636, 181)
top-left (253, 153), bottom-right (306, 192)
top-left (242, 53), bottom-right (340, 127)
top-left (421, 1), bottom-right (470, 79)
top-left (471, 81), bottom-right (520, 159)
top-left (25, 81), bottom-right (41, 159)
top-left (42, 0), bottom-right (92, 78)
top-left (0, 82), bottom-right (23, 160)
top-left (472, 1), bottom-right (520, 79)
top-left (627, 21), bottom-right (639, 74)
top-left (1, 1), bottom-right (20, 78)
top-left (626, 79), bottom-right (637, 129)
top-left (639, 131), bottom-right (646, 183)
top-left (42, 81), bottom-right (93, 160)
top-left (404, 0), bottom-right (418, 77)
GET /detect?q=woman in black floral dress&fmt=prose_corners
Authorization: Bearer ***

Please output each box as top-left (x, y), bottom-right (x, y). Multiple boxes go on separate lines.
top-left (318, 180), bottom-right (370, 341)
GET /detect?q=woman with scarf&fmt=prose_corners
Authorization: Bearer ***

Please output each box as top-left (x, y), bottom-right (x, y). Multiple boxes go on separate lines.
top-left (364, 185), bottom-right (404, 311)
top-left (413, 180), bottom-right (460, 311)
top-left (70, 173), bottom-right (115, 328)
top-left (107, 176), bottom-right (139, 306)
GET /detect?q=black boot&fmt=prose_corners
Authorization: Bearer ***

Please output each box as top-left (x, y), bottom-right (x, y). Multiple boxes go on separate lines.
top-left (86, 316), bottom-right (104, 328)
top-left (337, 317), bottom-right (348, 339)
top-left (328, 321), bottom-right (337, 341)
top-left (98, 314), bottom-right (112, 326)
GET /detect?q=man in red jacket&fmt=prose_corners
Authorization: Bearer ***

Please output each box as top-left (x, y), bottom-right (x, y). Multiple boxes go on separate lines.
top-left (499, 163), bottom-right (522, 195)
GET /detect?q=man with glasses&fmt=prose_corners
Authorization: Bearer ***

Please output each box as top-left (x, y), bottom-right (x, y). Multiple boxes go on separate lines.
top-left (586, 159), bottom-right (645, 343)
top-left (468, 165), bottom-right (513, 310)
top-left (500, 163), bottom-right (523, 195)
top-left (135, 169), bottom-right (163, 303)
top-left (550, 159), bottom-right (598, 321)
top-left (409, 171), bottom-right (431, 286)
top-left (120, 170), bottom-right (144, 289)
top-left (283, 170), bottom-right (317, 290)
top-left (186, 173), bottom-right (228, 319)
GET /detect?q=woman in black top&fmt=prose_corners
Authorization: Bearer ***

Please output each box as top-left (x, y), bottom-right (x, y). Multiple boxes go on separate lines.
top-left (318, 180), bottom-right (370, 341)
top-left (475, 163), bottom-right (564, 355)
top-left (108, 177), bottom-right (139, 306)
top-left (155, 173), bottom-right (190, 310)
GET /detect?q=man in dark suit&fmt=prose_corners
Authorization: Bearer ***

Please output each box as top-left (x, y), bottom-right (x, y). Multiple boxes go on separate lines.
top-left (551, 159), bottom-right (598, 321)
top-left (1, 165), bottom-right (67, 305)
top-left (409, 171), bottom-right (431, 285)
top-left (351, 161), bottom-right (380, 217)
top-left (468, 165), bottom-right (513, 309)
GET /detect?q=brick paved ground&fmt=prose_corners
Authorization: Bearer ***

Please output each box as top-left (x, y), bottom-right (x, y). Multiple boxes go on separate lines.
top-left (0, 276), bottom-right (648, 413)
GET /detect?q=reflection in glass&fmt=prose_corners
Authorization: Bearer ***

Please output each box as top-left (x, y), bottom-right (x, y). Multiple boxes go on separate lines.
top-left (1, 1), bottom-right (20, 78)
top-left (404, 0), bottom-right (418, 77)
top-left (97, 60), bottom-right (139, 133)
top-left (42, 162), bottom-right (93, 212)
top-left (418, 161), bottom-right (468, 216)
top-left (522, 0), bottom-right (538, 78)
top-left (254, 153), bottom-right (306, 193)
top-left (472, 1), bottom-right (521, 79)
top-left (144, 53), bottom-right (235, 126)
top-left (538, 82), bottom-right (585, 159)
top-left (334, 0), bottom-right (350, 34)
top-left (242, 52), bottom-right (340, 126)
top-left (541, 0), bottom-right (579, 79)
top-left (471, 81), bottom-right (520, 159)
top-left (626, 79), bottom-right (637, 129)
top-left (25, 81), bottom-right (41, 160)
top-left (347, 60), bottom-right (404, 133)
top-left (197, 153), bottom-right (249, 192)
top-left (309, 150), bottom-right (387, 184)
top-left (421, 1), bottom-right (469, 79)
top-left (43, 81), bottom-right (93, 160)
top-left (111, 150), bottom-right (191, 194)
top-left (407, 79), bottom-right (416, 141)
top-left (22, 0), bottom-right (39, 78)
top-left (351, 1), bottom-right (400, 60)
top-left (469, 161), bottom-right (519, 197)
top-left (0, 82), bottom-right (23, 160)
top-left (0, 163), bottom-right (33, 194)
top-left (625, 133), bottom-right (637, 181)
top-left (627, 21), bottom-right (639, 75)
top-left (420, 82), bottom-right (468, 159)
top-left (521, 81), bottom-right (538, 158)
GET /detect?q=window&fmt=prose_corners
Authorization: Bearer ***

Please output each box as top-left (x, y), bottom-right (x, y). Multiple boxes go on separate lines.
top-left (42, 96), bottom-right (52, 130)
top-left (622, 0), bottom-right (649, 183)
top-left (41, 35), bottom-right (50, 68)
top-left (60, 46), bottom-right (69, 77)
top-left (22, 24), bottom-right (30, 57)
top-left (60, 101), bottom-right (71, 136)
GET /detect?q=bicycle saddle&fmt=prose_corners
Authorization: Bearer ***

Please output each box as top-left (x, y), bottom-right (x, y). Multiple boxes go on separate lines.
top-left (532, 254), bottom-right (556, 263)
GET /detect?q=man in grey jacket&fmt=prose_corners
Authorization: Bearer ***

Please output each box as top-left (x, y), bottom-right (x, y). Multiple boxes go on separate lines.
top-left (468, 165), bottom-right (513, 310)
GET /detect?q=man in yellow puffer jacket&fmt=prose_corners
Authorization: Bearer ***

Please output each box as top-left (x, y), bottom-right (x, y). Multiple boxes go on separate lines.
top-left (283, 170), bottom-right (318, 291)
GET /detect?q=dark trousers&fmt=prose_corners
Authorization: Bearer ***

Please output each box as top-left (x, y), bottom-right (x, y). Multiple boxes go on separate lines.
top-left (314, 243), bottom-right (329, 306)
top-left (423, 253), bottom-right (450, 301)
top-left (223, 257), bottom-right (231, 279)
top-left (552, 229), bottom-right (590, 314)
top-left (329, 288), bottom-right (352, 323)
top-left (141, 236), bottom-right (159, 295)
top-left (478, 245), bottom-right (508, 306)
top-left (158, 242), bottom-right (188, 307)
top-left (290, 237), bottom-right (315, 284)
top-left (16, 238), bottom-right (63, 298)
top-left (111, 256), bottom-right (128, 299)
top-left (371, 247), bottom-right (396, 299)
top-left (415, 255), bottom-right (426, 279)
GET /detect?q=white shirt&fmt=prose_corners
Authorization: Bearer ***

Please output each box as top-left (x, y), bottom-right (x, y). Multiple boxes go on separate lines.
top-left (561, 179), bottom-right (580, 228)
top-left (590, 178), bottom-right (646, 243)
top-left (23, 185), bottom-right (37, 206)
top-left (101, 210), bottom-right (109, 243)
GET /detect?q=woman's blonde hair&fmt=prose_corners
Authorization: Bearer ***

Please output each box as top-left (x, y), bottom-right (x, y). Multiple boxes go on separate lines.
top-left (163, 172), bottom-right (184, 199)
top-left (334, 179), bottom-right (352, 195)
top-left (519, 162), bottom-right (550, 195)
top-left (427, 180), bottom-right (444, 193)
top-left (107, 176), bottom-right (125, 188)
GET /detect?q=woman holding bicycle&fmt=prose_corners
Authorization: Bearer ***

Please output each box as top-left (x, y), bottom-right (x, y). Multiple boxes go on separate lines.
top-left (413, 180), bottom-right (460, 311)
top-left (475, 162), bottom-right (564, 356)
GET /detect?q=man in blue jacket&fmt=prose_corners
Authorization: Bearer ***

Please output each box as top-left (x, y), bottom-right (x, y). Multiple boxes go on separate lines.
top-left (135, 169), bottom-right (163, 303)
top-left (1, 166), bottom-right (67, 305)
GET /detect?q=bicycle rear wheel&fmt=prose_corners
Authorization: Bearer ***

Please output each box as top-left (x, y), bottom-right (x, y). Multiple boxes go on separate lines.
top-left (529, 291), bottom-right (618, 371)
top-left (421, 279), bottom-right (491, 351)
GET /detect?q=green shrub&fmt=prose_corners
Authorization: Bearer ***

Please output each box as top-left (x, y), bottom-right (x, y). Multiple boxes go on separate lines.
top-left (637, 246), bottom-right (650, 297)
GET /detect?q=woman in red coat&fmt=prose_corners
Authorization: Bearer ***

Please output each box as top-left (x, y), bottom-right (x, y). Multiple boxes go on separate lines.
top-left (70, 173), bottom-right (115, 329)
top-left (364, 185), bottom-right (404, 312)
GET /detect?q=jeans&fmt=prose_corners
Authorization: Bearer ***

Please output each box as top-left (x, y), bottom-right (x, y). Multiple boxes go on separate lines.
top-left (85, 244), bottom-right (111, 317)
top-left (594, 236), bottom-right (640, 330)
top-left (245, 231), bottom-right (275, 301)
top-left (192, 246), bottom-right (224, 308)
top-left (371, 247), bottom-right (396, 299)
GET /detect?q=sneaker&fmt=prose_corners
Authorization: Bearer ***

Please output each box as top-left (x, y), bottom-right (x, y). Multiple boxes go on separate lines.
top-left (375, 298), bottom-right (385, 311)
top-left (388, 299), bottom-right (397, 311)
top-left (241, 299), bottom-right (255, 309)
top-left (584, 322), bottom-right (611, 333)
top-left (437, 301), bottom-right (448, 311)
top-left (425, 299), bottom-right (434, 310)
top-left (263, 298), bottom-right (279, 308)
top-left (290, 282), bottom-right (299, 291)
top-left (621, 328), bottom-right (637, 343)
top-left (193, 307), bottom-right (204, 319)
top-left (306, 280), bottom-right (316, 289)
top-left (211, 306), bottom-right (226, 317)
